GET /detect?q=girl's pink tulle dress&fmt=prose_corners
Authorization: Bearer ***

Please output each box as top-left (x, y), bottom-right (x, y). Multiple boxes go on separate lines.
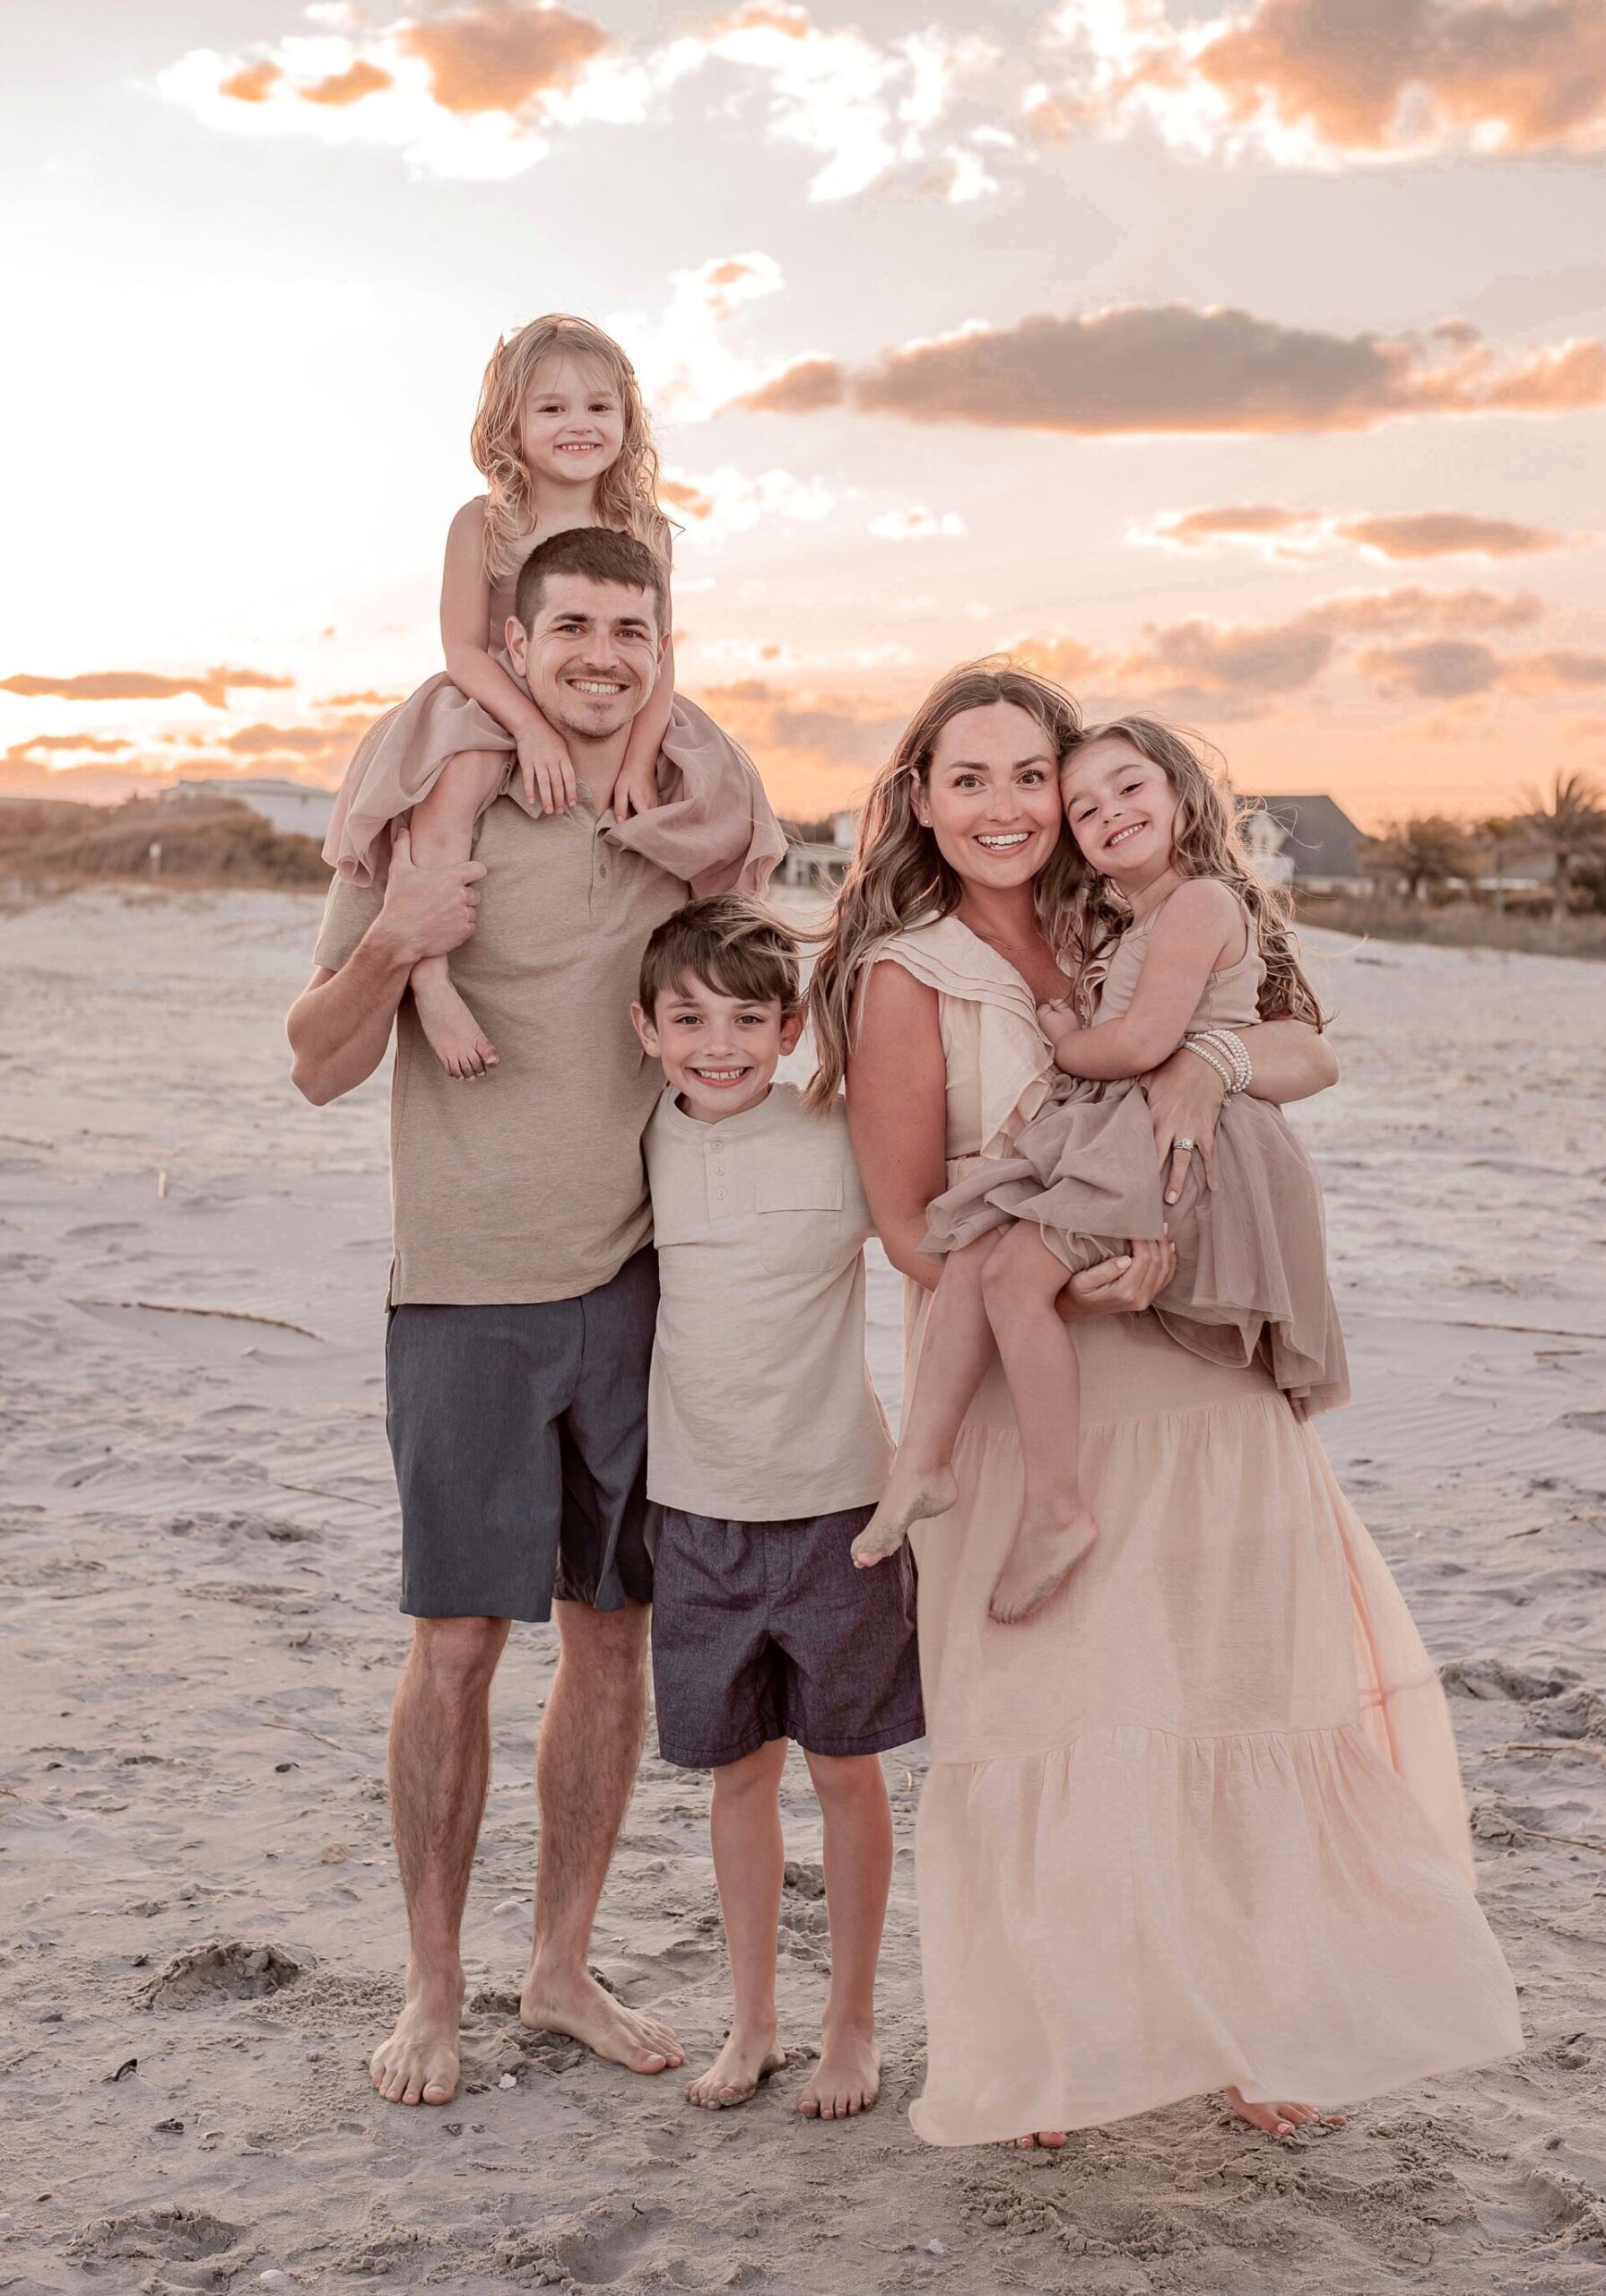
top-left (322, 559), bottom-right (785, 896)
top-left (924, 891), bottom-right (1349, 1413)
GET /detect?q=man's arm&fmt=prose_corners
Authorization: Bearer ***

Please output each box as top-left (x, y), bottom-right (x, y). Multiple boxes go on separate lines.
top-left (288, 827), bottom-right (485, 1106)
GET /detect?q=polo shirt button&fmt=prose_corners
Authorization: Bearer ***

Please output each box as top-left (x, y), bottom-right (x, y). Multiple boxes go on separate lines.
top-left (717, 1188), bottom-right (727, 1199)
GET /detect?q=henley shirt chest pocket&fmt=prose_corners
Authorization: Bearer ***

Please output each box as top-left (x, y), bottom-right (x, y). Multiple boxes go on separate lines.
top-left (752, 1164), bottom-right (845, 1275)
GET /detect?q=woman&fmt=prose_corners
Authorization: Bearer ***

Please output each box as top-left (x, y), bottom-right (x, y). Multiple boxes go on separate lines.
top-left (808, 663), bottom-right (1521, 2148)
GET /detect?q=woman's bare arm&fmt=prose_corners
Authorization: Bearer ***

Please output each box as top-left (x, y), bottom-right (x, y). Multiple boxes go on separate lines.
top-left (1142, 1015), bottom-right (1338, 1204)
top-left (845, 961), bottom-right (949, 1292)
top-left (846, 958), bottom-right (1179, 1316)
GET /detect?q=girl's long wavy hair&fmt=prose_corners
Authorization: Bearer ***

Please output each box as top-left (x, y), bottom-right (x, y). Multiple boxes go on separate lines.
top-left (1066, 717), bottom-right (1326, 1029)
top-left (805, 661), bottom-right (1085, 1109)
top-left (469, 315), bottom-right (671, 581)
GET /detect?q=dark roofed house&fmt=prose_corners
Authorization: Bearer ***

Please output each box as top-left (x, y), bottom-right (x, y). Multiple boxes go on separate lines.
top-left (1253, 795), bottom-right (1363, 891)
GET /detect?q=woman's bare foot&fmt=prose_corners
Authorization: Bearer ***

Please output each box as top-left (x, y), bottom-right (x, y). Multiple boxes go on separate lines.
top-left (999, 2130), bottom-right (1067, 2150)
top-left (369, 1964), bottom-right (464, 2107)
top-left (988, 1507), bottom-right (1098, 1624)
top-left (412, 971), bottom-right (499, 1080)
top-left (520, 1961), bottom-right (683, 2074)
top-left (797, 2023), bottom-right (880, 2119)
top-left (684, 2025), bottom-right (786, 2110)
top-left (852, 1466), bottom-right (958, 1567)
top-left (1225, 2087), bottom-right (1324, 2136)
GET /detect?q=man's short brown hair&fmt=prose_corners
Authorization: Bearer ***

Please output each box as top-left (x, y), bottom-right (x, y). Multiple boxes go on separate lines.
top-left (638, 896), bottom-right (802, 1016)
top-left (514, 526), bottom-right (669, 634)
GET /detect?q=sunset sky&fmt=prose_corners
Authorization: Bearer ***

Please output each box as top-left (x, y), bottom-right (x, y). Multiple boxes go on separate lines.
top-left (5, 0), bottom-right (1605, 827)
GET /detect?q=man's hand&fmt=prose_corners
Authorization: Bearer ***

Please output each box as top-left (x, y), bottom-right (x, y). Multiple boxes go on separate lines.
top-left (377, 825), bottom-right (486, 966)
top-left (1141, 1043), bottom-right (1227, 1206)
top-left (517, 723), bottom-right (577, 815)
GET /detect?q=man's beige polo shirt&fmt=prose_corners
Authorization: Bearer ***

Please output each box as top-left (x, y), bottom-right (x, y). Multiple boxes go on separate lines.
top-left (313, 787), bottom-right (684, 1305)
top-left (643, 1082), bottom-right (893, 1520)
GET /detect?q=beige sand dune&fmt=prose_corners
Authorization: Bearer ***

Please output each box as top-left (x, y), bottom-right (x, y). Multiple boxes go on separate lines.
top-left (3, 885), bottom-right (1604, 2293)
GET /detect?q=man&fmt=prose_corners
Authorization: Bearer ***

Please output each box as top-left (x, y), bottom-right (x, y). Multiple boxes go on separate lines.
top-left (288, 526), bottom-right (777, 2108)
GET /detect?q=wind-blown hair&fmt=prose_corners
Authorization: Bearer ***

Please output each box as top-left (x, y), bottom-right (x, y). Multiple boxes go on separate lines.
top-left (469, 315), bottom-right (672, 581)
top-left (1066, 717), bottom-right (1326, 1029)
top-left (805, 662), bottom-right (1084, 1110)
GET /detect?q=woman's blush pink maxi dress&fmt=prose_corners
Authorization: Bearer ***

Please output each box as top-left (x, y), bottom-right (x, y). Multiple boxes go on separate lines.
top-left (872, 917), bottom-right (1522, 2149)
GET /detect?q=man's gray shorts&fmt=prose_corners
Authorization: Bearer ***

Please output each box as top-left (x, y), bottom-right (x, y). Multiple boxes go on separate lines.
top-left (386, 1248), bottom-right (658, 1623)
top-left (651, 1504), bottom-right (924, 1769)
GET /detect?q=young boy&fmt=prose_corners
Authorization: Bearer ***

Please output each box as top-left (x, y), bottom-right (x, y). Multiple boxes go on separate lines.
top-left (631, 896), bottom-right (921, 2121)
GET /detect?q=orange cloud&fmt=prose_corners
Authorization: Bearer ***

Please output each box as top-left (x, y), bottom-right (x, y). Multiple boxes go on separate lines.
top-left (1357, 640), bottom-right (1606, 699)
top-left (398, 2), bottom-right (612, 115)
top-left (1189, 0), bottom-right (1606, 160)
top-left (659, 475), bottom-right (716, 520)
top-left (1, 666), bottom-right (292, 709)
top-left (219, 60), bottom-right (282, 103)
top-left (299, 61), bottom-right (395, 108)
top-left (1144, 505), bottom-right (1576, 560)
top-left (4, 733), bottom-right (135, 756)
top-left (742, 306), bottom-right (1606, 435)
top-left (320, 690), bottom-right (404, 709)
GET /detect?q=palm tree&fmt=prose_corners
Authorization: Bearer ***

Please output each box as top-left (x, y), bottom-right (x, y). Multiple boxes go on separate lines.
top-left (1523, 771), bottom-right (1606, 920)
top-left (1362, 813), bottom-right (1472, 903)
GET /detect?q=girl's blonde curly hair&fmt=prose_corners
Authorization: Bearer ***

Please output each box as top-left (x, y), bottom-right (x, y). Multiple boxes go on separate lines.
top-left (1064, 717), bottom-right (1326, 1029)
top-left (469, 315), bottom-right (671, 581)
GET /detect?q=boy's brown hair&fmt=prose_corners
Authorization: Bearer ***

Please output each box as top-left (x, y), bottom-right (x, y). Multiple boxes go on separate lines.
top-left (638, 896), bottom-right (802, 1015)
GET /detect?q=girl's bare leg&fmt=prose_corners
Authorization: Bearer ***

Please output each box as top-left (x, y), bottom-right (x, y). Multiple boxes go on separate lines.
top-left (685, 1738), bottom-right (789, 2109)
top-left (852, 1235), bottom-right (999, 1566)
top-left (408, 752), bottom-right (505, 1079)
top-left (983, 1225), bottom-right (1098, 1623)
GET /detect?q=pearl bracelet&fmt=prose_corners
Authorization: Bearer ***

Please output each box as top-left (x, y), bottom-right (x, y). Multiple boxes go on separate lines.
top-left (1188, 1026), bottom-right (1252, 1095)
top-left (1181, 1037), bottom-right (1234, 1092)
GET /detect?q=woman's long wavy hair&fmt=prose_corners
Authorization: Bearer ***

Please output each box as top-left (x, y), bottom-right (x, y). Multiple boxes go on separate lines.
top-left (469, 315), bottom-right (672, 582)
top-left (1066, 717), bottom-right (1326, 1029)
top-left (804, 661), bottom-right (1085, 1109)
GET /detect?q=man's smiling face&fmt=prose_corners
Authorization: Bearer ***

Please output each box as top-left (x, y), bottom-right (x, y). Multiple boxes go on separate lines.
top-left (507, 572), bottom-right (665, 744)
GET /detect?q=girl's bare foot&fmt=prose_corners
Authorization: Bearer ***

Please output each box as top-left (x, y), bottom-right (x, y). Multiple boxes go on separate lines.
top-left (852, 1467), bottom-right (958, 1567)
top-left (1225, 2087), bottom-right (1325, 2136)
top-left (988, 1507), bottom-right (1098, 1624)
top-left (999, 2129), bottom-right (1066, 2150)
top-left (412, 972), bottom-right (499, 1080)
top-left (684, 2025), bottom-right (786, 2110)
top-left (369, 1965), bottom-right (463, 2107)
top-left (797, 2023), bottom-right (880, 2119)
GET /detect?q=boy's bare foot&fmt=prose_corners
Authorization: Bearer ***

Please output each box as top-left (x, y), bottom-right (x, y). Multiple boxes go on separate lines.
top-left (412, 972), bottom-right (499, 1080)
top-left (519, 1962), bottom-right (683, 2074)
top-left (988, 1507), bottom-right (1098, 1625)
top-left (852, 1467), bottom-right (958, 1568)
top-left (1225, 2087), bottom-right (1325, 2136)
top-left (369, 1965), bottom-right (463, 2107)
top-left (684, 2025), bottom-right (786, 2110)
top-left (797, 2023), bottom-right (880, 2119)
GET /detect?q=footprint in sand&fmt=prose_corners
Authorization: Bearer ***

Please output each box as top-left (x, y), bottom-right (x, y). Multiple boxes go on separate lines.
top-left (143, 1939), bottom-right (305, 2007)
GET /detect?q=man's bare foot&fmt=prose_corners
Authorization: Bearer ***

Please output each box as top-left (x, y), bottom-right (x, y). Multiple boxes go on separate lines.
top-left (999, 2129), bottom-right (1067, 2150)
top-left (684, 2024), bottom-right (786, 2110)
top-left (369, 1965), bottom-right (464, 2108)
top-left (412, 973), bottom-right (499, 1080)
top-left (797, 2023), bottom-right (880, 2119)
top-left (851, 1467), bottom-right (958, 1568)
top-left (520, 1962), bottom-right (683, 2074)
top-left (988, 1507), bottom-right (1098, 1625)
top-left (1225, 2087), bottom-right (1324, 2136)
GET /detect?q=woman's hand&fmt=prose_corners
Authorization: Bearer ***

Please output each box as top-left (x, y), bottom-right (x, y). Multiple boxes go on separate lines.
top-left (1060, 1233), bottom-right (1177, 1320)
top-left (517, 723), bottom-right (577, 815)
top-left (1141, 1044), bottom-right (1227, 1205)
top-left (612, 748), bottom-right (663, 820)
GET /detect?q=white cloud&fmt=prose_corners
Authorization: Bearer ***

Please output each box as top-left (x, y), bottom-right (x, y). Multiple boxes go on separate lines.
top-left (612, 253), bottom-right (786, 421)
top-left (664, 461), bottom-right (837, 547)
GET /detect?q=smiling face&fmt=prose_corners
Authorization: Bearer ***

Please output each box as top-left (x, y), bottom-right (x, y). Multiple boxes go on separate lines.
top-left (914, 700), bottom-right (1066, 892)
top-left (517, 357), bottom-right (627, 491)
top-left (633, 974), bottom-right (805, 1125)
top-left (1060, 734), bottom-right (1180, 890)
top-left (507, 570), bottom-right (664, 744)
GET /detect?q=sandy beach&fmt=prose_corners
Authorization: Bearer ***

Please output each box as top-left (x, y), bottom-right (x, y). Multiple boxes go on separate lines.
top-left (4, 884), bottom-right (1605, 2295)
